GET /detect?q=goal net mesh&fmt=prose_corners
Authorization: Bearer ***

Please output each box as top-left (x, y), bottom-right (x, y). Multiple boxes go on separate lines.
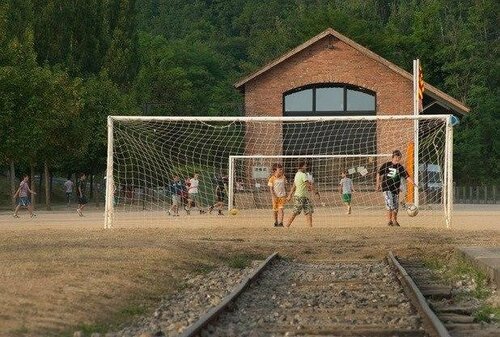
top-left (107, 117), bottom-right (449, 228)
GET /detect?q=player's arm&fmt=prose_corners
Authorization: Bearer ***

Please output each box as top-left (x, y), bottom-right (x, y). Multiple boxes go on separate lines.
top-left (27, 185), bottom-right (36, 195)
top-left (402, 167), bottom-right (418, 188)
top-left (405, 176), bottom-right (418, 188)
top-left (268, 179), bottom-right (276, 198)
top-left (13, 186), bottom-right (20, 198)
top-left (309, 180), bottom-right (320, 198)
top-left (286, 183), bottom-right (296, 201)
top-left (376, 172), bottom-right (381, 191)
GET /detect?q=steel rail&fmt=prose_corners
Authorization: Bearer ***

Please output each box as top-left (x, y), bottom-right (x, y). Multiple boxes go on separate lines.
top-left (178, 252), bottom-right (278, 337)
top-left (388, 251), bottom-right (451, 337)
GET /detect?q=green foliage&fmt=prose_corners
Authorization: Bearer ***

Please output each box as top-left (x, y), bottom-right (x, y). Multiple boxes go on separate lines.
top-left (0, 0), bottom-right (498, 185)
top-left (474, 305), bottom-right (500, 323)
top-left (224, 253), bottom-right (256, 269)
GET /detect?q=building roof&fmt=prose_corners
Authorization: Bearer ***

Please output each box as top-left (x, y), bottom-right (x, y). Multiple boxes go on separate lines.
top-left (235, 28), bottom-right (469, 115)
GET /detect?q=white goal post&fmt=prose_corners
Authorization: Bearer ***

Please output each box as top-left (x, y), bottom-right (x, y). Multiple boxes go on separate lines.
top-left (104, 115), bottom-right (453, 229)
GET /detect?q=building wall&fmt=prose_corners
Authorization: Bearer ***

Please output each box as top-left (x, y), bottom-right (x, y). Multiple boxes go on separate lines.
top-left (243, 36), bottom-right (414, 158)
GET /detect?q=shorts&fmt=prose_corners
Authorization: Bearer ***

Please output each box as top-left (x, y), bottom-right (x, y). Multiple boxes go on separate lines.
top-left (78, 196), bottom-right (88, 205)
top-left (18, 197), bottom-right (30, 206)
top-left (342, 193), bottom-right (352, 203)
top-left (216, 190), bottom-right (226, 202)
top-left (383, 191), bottom-right (399, 211)
top-left (292, 196), bottom-right (314, 215)
top-left (272, 196), bottom-right (286, 211)
top-left (171, 195), bottom-right (181, 206)
top-left (188, 193), bottom-right (198, 204)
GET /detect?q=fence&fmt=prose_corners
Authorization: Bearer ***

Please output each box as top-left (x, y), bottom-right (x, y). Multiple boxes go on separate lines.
top-left (454, 185), bottom-right (498, 204)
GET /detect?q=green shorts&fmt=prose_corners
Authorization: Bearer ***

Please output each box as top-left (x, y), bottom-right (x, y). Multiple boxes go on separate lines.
top-left (293, 196), bottom-right (314, 215)
top-left (342, 193), bottom-right (352, 203)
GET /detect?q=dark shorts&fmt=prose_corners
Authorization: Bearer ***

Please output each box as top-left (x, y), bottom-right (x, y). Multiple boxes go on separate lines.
top-left (78, 196), bottom-right (88, 205)
top-left (216, 190), bottom-right (226, 202)
top-left (18, 197), bottom-right (30, 206)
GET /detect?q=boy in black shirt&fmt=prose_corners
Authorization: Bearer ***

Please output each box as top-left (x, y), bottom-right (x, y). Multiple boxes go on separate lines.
top-left (376, 150), bottom-right (418, 227)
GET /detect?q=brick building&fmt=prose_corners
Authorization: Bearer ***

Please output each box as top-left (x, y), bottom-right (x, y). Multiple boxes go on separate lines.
top-left (235, 28), bottom-right (468, 158)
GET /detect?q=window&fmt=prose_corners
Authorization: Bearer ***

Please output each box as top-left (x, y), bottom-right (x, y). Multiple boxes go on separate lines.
top-left (283, 85), bottom-right (375, 115)
top-left (347, 89), bottom-right (375, 111)
top-left (284, 89), bottom-right (312, 112)
top-left (316, 87), bottom-right (343, 111)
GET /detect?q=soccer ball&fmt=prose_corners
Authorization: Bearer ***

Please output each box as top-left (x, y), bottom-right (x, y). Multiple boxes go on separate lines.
top-left (230, 208), bottom-right (239, 216)
top-left (406, 204), bottom-right (419, 217)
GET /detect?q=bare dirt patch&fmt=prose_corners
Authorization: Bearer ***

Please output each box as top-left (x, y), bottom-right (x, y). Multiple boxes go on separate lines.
top-left (0, 205), bottom-right (498, 336)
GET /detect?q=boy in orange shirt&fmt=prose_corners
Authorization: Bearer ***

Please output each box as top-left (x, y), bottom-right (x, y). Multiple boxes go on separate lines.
top-left (268, 163), bottom-right (287, 227)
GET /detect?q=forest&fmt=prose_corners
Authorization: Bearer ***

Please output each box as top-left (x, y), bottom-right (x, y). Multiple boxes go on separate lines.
top-left (0, 0), bottom-right (498, 206)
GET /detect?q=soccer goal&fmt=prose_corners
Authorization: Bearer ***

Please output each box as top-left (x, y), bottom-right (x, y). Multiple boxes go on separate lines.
top-left (104, 115), bottom-right (453, 229)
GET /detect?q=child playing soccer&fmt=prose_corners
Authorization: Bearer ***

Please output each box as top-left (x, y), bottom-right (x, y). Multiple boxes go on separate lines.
top-left (268, 163), bottom-right (287, 227)
top-left (286, 161), bottom-right (315, 227)
top-left (376, 150), bottom-right (418, 227)
top-left (340, 171), bottom-right (355, 214)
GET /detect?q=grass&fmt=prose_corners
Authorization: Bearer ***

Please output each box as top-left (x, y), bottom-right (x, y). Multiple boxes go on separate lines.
top-left (474, 305), bottom-right (500, 323)
top-left (423, 253), bottom-right (498, 322)
top-left (425, 254), bottom-right (491, 299)
top-left (223, 253), bottom-right (263, 269)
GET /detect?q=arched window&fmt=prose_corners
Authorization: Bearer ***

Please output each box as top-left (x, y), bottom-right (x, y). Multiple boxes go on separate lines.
top-left (283, 84), bottom-right (376, 116)
top-left (282, 84), bottom-right (377, 156)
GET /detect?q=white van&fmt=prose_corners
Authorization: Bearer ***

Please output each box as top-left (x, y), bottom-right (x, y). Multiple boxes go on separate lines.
top-left (419, 163), bottom-right (443, 203)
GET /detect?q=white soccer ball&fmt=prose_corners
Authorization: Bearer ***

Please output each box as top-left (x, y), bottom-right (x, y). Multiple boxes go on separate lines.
top-left (406, 204), bottom-right (419, 217)
top-left (230, 208), bottom-right (239, 216)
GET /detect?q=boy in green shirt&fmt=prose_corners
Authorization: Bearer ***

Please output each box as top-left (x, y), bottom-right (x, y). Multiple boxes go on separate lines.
top-left (286, 161), bottom-right (316, 227)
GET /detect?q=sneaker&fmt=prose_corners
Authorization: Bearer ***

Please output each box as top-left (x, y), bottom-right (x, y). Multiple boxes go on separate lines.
top-left (347, 206), bottom-right (351, 214)
top-left (167, 211), bottom-right (171, 216)
top-left (273, 222), bottom-right (279, 227)
top-left (13, 214), bottom-right (19, 218)
top-left (277, 222), bottom-right (284, 227)
top-left (199, 209), bottom-right (206, 214)
top-left (30, 213), bottom-right (37, 218)
top-left (393, 221), bottom-right (400, 227)
top-left (218, 210), bottom-right (224, 216)
top-left (387, 221), bottom-right (393, 226)
top-left (186, 210), bottom-right (190, 215)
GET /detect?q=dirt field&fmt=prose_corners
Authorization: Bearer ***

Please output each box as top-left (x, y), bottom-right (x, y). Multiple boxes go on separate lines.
top-left (0, 204), bottom-right (498, 336)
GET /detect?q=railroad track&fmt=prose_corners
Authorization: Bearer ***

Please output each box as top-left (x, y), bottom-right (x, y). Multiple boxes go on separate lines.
top-left (179, 252), bottom-right (495, 337)
top-left (394, 255), bottom-right (499, 337)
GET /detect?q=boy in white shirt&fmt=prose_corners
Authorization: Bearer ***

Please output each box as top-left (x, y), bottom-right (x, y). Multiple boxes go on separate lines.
top-left (340, 171), bottom-right (355, 214)
top-left (268, 163), bottom-right (287, 227)
top-left (186, 173), bottom-right (205, 214)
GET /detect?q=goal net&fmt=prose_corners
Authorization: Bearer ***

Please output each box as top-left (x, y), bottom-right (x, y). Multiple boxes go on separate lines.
top-left (105, 116), bottom-right (453, 228)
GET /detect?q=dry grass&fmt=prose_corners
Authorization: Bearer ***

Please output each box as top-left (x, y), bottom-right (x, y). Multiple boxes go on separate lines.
top-left (0, 207), bottom-right (499, 337)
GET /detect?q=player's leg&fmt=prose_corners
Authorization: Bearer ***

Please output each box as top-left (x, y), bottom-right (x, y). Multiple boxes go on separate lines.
top-left (277, 197), bottom-right (285, 226)
top-left (383, 191), bottom-right (393, 226)
top-left (286, 197), bottom-right (302, 227)
top-left (13, 202), bottom-right (21, 217)
top-left (304, 198), bottom-right (313, 227)
top-left (392, 193), bottom-right (400, 226)
top-left (272, 198), bottom-right (279, 226)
